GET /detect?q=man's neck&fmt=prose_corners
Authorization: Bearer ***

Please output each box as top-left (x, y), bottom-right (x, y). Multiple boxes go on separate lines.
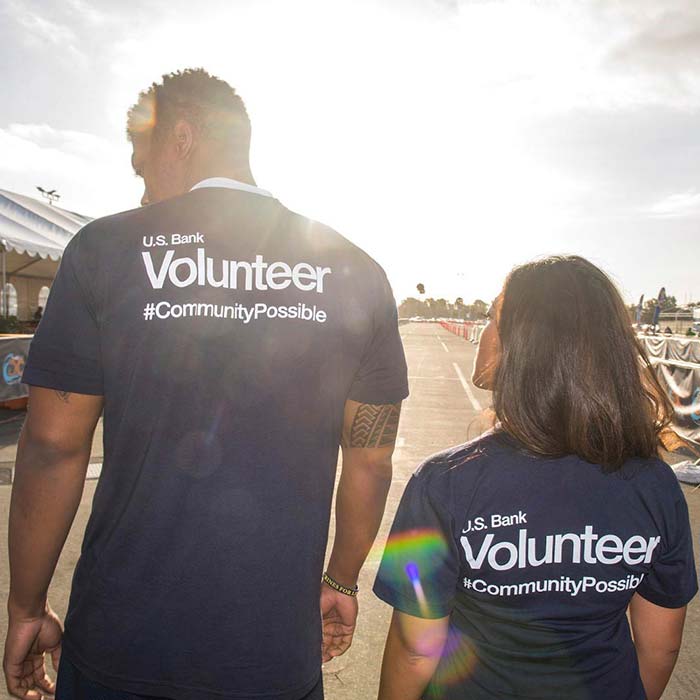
top-left (186, 166), bottom-right (256, 191)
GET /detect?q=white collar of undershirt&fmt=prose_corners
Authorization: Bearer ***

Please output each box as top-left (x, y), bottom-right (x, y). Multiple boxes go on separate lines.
top-left (190, 177), bottom-right (273, 198)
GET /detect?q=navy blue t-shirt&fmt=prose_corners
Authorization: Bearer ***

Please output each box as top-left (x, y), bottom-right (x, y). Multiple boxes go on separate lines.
top-left (23, 185), bottom-right (409, 700)
top-left (374, 431), bottom-right (697, 700)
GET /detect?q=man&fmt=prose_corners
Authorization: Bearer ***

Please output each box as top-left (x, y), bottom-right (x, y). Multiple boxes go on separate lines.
top-left (4, 69), bottom-right (408, 700)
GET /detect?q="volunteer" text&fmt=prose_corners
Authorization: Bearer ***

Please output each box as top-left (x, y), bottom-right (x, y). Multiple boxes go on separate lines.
top-left (142, 248), bottom-right (332, 293)
top-left (461, 526), bottom-right (661, 571)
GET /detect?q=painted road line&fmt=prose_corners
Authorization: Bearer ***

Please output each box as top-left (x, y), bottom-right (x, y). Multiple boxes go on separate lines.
top-left (440, 341), bottom-right (449, 353)
top-left (408, 376), bottom-right (459, 381)
top-left (86, 462), bottom-right (103, 480)
top-left (1, 461), bottom-right (103, 485)
top-left (452, 362), bottom-right (482, 412)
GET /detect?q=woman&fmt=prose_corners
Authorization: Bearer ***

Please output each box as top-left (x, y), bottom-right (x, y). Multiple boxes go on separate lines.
top-left (374, 256), bottom-right (697, 700)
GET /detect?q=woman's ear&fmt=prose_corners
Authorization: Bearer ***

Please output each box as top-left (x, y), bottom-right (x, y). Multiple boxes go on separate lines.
top-left (472, 296), bottom-right (503, 390)
top-left (472, 324), bottom-right (501, 389)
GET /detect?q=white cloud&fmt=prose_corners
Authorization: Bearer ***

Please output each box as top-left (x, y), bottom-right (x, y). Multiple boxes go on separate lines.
top-left (646, 191), bottom-right (700, 219)
top-left (2, 0), bottom-right (88, 67)
top-left (0, 123), bottom-right (140, 216)
top-left (602, 4), bottom-right (700, 107)
top-left (2, 0), bottom-right (700, 302)
top-left (65, 0), bottom-right (113, 26)
top-left (14, 12), bottom-right (75, 46)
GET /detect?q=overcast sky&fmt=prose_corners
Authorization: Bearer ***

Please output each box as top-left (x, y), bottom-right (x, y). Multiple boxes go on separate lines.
top-left (2, 0), bottom-right (699, 305)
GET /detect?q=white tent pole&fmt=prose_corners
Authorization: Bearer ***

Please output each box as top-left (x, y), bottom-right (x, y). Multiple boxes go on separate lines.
top-left (1, 246), bottom-right (6, 318)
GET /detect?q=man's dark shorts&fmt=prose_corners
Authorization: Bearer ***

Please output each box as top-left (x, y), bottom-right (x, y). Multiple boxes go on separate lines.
top-left (55, 653), bottom-right (324, 700)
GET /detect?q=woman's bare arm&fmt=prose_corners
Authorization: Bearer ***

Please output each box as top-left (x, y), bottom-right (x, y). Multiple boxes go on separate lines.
top-left (378, 610), bottom-right (449, 700)
top-left (629, 592), bottom-right (687, 700)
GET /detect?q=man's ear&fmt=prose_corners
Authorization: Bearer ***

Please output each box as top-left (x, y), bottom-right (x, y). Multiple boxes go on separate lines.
top-left (172, 119), bottom-right (195, 160)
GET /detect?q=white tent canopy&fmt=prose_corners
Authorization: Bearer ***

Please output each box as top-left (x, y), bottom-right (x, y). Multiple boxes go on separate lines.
top-left (0, 188), bottom-right (91, 262)
top-left (0, 189), bottom-right (92, 318)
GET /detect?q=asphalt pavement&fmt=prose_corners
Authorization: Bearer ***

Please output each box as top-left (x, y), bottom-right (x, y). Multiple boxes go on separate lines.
top-left (1, 322), bottom-right (698, 699)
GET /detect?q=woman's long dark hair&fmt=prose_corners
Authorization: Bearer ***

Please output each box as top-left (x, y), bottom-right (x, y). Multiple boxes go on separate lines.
top-left (493, 255), bottom-right (676, 471)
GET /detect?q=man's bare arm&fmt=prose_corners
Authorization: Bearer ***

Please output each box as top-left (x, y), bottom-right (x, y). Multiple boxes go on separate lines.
top-left (343, 402), bottom-right (402, 449)
top-left (320, 400), bottom-right (402, 662)
top-left (326, 400), bottom-right (402, 587)
top-left (4, 387), bottom-right (102, 697)
top-left (8, 386), bottom-right (103, 617)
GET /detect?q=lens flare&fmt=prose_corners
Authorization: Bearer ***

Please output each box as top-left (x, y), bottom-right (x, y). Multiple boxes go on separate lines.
top-left (405, 561), bottom-right (420, 583)
top-left (383, 528), bottom-right (448, 562)
top-left (430, 627), bottom-right (479, 689)
top-left (377, 528), bottom-right (449, 617)
top-left (405, 561), bottom-right (430, 617)
top-left (128, 94), bottom-right (156, 134)
top-left (378, 529), bottom-right (481, 689)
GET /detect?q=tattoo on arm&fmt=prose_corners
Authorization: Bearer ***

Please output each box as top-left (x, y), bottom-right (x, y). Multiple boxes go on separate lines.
top-left (54, 391), bottom-right (71, 403)
top-left (344, 403), bottom-right (401, 448)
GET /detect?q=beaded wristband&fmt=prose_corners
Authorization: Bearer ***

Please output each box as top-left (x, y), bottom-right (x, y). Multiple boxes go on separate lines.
top-left (322, 571), bottom-right (359, 597)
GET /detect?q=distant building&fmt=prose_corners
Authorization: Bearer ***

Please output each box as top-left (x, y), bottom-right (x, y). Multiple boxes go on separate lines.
top-left (658, 308), bottom-right (697, 335)
top-left (0, 189), bottom-right (91, 321)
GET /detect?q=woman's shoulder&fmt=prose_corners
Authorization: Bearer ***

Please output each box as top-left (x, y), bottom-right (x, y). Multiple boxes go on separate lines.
top-left (413, 429), bottom-right (509, 485)
top-left (617, 454), bottom-right (685, 495)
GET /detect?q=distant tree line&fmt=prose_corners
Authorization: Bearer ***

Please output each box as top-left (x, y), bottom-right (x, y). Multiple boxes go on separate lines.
top-left (399, 297), bottom-right (489, 320)
top-left (401, 292), bottom-right (697, 325)
top-left (626, 295), bottom-right (679, 324)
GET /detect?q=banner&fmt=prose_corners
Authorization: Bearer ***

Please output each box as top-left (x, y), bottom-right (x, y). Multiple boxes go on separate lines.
top-left (656, 363), bottom-right (700, 445)
top-left (665, 338), bottom-right (700, 364)
top-left (0, 336), bottom-right (32, 402)
top-left (635, 294), bottom-right (644, 325)
top-left (641, 336), bottom-right (700, 445)
top-left (651, 287), bottom-right (666, 328)
top-left (643, 336), bottom-right (700, 364)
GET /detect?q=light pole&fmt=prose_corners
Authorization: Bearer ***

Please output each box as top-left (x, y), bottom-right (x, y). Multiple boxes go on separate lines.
top-left (36, 186), bottom-right (60, 206)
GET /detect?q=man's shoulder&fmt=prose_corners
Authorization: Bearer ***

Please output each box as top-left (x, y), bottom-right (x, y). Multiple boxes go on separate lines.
top-left (66, 203), bottom-right (157, 258)
top-left (282, 205), bottom-right (387, 278)
top-left (77, 200), bottom-right (168, 238)
top-left (69, 193), bottom-right (223, 259)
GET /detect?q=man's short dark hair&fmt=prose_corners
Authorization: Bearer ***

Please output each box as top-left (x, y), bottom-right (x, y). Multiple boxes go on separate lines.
top-left (127, 68), bottom-right (251, 154)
